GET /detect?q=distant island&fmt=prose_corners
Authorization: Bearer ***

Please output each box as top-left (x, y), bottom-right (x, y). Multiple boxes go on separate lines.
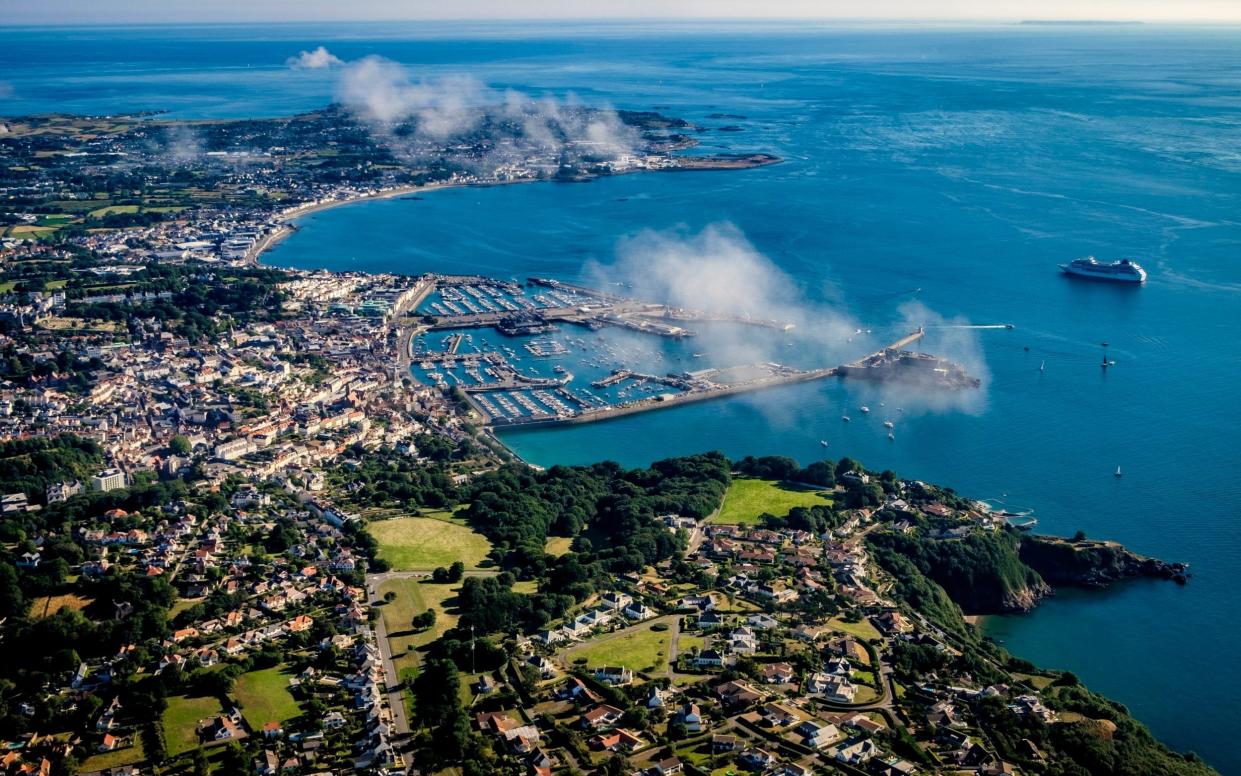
top-left (1018, 20), bottom-right (1146, 25)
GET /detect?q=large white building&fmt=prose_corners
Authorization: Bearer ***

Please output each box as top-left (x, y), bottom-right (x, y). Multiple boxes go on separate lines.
top-left (90, 468), bottom-right (127, 492)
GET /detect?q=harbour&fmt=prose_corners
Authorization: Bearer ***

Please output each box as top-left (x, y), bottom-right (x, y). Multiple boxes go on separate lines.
top-left (401, 275), bottom-right (981, 430)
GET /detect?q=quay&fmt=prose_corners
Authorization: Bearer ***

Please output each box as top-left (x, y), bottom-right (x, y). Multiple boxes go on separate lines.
top-left (475, 363), bottom-right (839, 429)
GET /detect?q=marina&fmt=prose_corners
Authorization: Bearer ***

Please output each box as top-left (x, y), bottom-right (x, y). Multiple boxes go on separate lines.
top-left (404, 275), bottom-right (983, 429)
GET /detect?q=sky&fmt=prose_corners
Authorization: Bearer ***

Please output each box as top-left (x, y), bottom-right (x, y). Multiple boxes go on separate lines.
top-left (4, 0), bottom-right (1241, 25)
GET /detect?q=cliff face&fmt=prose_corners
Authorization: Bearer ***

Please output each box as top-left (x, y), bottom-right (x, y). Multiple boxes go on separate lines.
top-left (999, 578), bottom-right (1053, 613)
top-left (868, 529), bottom-right (1051, 614)
top-left (1018, 535), bottom-right (1190, 588)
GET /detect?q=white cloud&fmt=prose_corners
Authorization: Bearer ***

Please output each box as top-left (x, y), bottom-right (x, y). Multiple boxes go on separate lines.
top-left (335, 56), bottom-right (485, 137)
top-left (333, 56), bottom-right (638, 161)
top-left (287, 46), bottom-right (344, 70)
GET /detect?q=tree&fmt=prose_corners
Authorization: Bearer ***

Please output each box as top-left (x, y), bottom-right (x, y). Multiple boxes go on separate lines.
top-left (191, 746), bottom-right (209, 776)
top-left (801, 460), bottom-right (835, 487)
top-left (835, 457), bottom-right (861, 477)
top-left (1072, 530), bottom-right (1087, 542)
top-left (448, 560), bottom-right (466, 582)
top-left (141, 724), bottom-right (166, 766)
top-left (219, 741), bottom-right (247, 773)
top-left (621, 706), bottom-right (648, 729)
top-left (413, 609), bottom-right (437, 630)
top-left (169, 435), bottom-right (192, 456)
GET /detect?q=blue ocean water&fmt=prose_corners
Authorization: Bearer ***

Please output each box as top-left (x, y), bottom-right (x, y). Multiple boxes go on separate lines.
top-left (3, 22), bottom-right (1240, 771)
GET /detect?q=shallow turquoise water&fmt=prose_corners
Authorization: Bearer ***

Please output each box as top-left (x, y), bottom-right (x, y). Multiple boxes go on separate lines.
top-left (5, 22), bottom-right (1240, 770)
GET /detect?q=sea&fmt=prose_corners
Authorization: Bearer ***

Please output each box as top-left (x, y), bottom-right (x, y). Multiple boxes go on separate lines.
top-left (3, 20), bottom-right (1239, 771)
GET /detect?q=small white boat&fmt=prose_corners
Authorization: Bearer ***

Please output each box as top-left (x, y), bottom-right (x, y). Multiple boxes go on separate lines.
top-left (887, 432), bottom-right (895, 440)
top-left (819, 440), bottom-right (828, 447)
top-left (1115, 466), bottom-right (1122, 478)
top-left (1040, 361), bottom-right (1045, 372)
top-left (860, 406), bottom-right (870, 414)
top-left (841, 415), bottom-right (850, 422)
top-left (883, 420), bottom-right (894, 429)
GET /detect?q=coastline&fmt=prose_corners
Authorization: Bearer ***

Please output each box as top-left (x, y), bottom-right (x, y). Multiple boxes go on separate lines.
top-left (251, 182), bottom-right (460, 265)
top-left (251, 154), bottom-right (782, 264)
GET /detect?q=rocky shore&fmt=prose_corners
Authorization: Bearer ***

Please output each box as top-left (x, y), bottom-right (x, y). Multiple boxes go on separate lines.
top-left (1020, 534), bottom-right (1191, 589)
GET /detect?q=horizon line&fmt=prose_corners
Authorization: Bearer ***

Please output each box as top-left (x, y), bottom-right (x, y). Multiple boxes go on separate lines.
top-left (5, 17), bottom-right (1241, 29)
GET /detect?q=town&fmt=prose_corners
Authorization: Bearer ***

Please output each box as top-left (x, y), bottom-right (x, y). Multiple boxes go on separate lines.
top-left (0, 99), bottom-right (1208, 776)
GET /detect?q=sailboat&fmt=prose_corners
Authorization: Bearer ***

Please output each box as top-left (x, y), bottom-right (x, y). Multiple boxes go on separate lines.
top-left (1039, 361), bottom-right (1045, 372)
top-left (1115, 466), bottom-right (1123, 478)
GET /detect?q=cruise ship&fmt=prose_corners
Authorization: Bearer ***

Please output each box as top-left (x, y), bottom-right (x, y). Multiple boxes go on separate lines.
top-left (1060, 256), bottom-right (1147, 283)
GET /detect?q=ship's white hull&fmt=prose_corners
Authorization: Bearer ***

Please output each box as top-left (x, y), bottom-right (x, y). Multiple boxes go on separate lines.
top-left (1060, 265), bottom-right (1146, 283)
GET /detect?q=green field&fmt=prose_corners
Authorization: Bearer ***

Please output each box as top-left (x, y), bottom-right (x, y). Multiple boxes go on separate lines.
top-left (234, 666), bottom-right (301, 728)
top-left (377, 577), bottom-right (463, 676)
top-left (162, 694), bottom-right (225, 755)
top-left (564, 617), bottom-right (675, 673)
top-left (677, 633), bottom-right (706, 655)
top-left (369, 516), bottom-right (492, 570)
top-left (7, 225), bottom-right (56, 240)
top-left (87, 204), bottom-right (140, 217)
top-left (827, 616), bottom-right (881, 641)
top-left (81, 738), bottom-right (145, 772)
top-left (711, 478), bottom-right (832, 525)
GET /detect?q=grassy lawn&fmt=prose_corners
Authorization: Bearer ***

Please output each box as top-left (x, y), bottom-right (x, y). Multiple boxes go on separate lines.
top-left (1014, 672), bottom-right (1055, 690)
top-left (377, 577), bottom-right (462, 676)
top-left (167, 597), bottom-right (204, 621)
top-left (0, 281), bottom-right (15, 293)
top-left (564, 617), bottom-right (675, 673)
top-left (711, 478), bottom-right (832, 525)
top-left (545, 536), bottom-right (574, 556)
top-left (80, 738), bottom-right (145, 772)
top-left (368, 516), bottom-right (491, 571)
top-left (234, 665), bottom-right (300, 728)
top-left (162, 695), bottom-right (225, 755)
top-left (87, 204), bottom-right (139, 217)
top-left (853, 684), bottom-right (881, 704)
top-left (35, 215), bottom-right (74, 226)
top-left (827, 616), bottom-right (881, 641)
top-left (29, 592), bottom-right (93, 619)
top-left (677, 633), bottom-right (706, 656)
